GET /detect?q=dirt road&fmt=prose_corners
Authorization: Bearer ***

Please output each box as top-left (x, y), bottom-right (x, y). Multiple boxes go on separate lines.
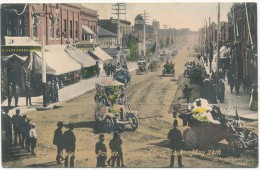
top-left (2, 49), bottom-right (258, 168)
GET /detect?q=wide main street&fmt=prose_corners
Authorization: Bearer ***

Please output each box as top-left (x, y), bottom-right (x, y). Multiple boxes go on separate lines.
top-left (1, 48), bottom-right (258, 168)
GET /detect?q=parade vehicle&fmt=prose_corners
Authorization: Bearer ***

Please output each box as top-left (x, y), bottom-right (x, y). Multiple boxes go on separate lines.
top-left (113, 69), bottom-right (131, 86)
top-left (136, 60), bottom-right (148, 75)
top-left (94, 79), bottom-right (139, 133)
top-left (173, 100), bottom-right (258, 156)
top-left (162, 61), bottom-right (175, 76)
top-left (148, 59), bottom-right (160, 71)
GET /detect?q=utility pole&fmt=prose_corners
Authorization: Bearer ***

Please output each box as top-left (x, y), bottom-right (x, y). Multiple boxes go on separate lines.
top-left (142, 10), bottom-right (149, 58)
top-left (112, 3), bottom-right (126, 64)
top-left (217, 3), bottom-right (220, 72)
top-left (163, 25), bottom-right (168, 47)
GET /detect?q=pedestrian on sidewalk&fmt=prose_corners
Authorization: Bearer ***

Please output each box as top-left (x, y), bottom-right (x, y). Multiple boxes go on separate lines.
top-left (168, 119), bottom-right (183, 168)
top-left (96, 61), bottom-right (100, 78)
top-left (7, 83), bottom-right (13, 107)
top-left (217, 79), bottom-right (225, 103)
top-left (234, 76), bottom-right (241, 95)
top-left (63, 123), bottom-right (76, 168)
top-left (12, 109), bottom-right (22, 146)
top-left (249, 84), bottom-right (258, 111)
top-left (29, 123), bottom-right (37, 155)
top-left (14, 84), bottom-right (20, 107)
top-left (25, 81), bottom-right (32, 106)
top-left (229, 74), bottom-right (235, 94)
top-left (53, 121), bottom-right (64, 164)
top-left (54, 79), bottom-right (59, 102)
top-left (95, 134), bottom-right (107, 167)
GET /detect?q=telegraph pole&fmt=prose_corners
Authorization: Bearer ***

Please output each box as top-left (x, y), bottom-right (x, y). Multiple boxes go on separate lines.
top-left (112, 3), bottom-right (126, 64)
top-left (142, 10), bottom-right (149, 58)
top-left (217, 3), bottom-right (220, 72)
top-left (163, 25), bottom-right (168, 47)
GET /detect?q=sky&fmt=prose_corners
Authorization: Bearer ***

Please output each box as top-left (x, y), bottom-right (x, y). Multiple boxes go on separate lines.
top-left (82, 3), bottom-right (233, 31)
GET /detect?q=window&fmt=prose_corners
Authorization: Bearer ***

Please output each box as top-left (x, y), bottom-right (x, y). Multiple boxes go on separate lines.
top-left (19, 18), bottom-right (24, 35)
top-left (32, 15), bottom-right (38, 38)
top-left (50, 19), bottom-right (54, 38)
top-left (75, 21), bottom-right (78, 38)
top-left (69, 20), bottom-right (72, 39)
top-left (56, 18), bottom-right (60, 38)
top-left (63, 19), bottom-right (67, 38)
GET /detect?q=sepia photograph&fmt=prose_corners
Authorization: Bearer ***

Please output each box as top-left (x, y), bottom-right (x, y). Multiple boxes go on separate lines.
top-left (0, 1), bottom-right (258, 168)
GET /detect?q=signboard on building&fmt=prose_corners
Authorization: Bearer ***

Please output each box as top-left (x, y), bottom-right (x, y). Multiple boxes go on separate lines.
top-left (1, 45), bottom-right (41, 53)
top-left (75, 42), bottom-right (95, 51)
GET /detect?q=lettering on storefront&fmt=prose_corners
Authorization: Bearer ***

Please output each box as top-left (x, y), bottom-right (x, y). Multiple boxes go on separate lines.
top-left (75, 42), bottom-right (94, 51)
top-left (1, 46), bottom-right (41, 53)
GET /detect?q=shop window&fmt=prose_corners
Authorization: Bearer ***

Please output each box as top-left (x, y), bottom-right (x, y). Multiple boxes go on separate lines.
top-left (50, 19), bottom-right (54, 38)
top-left (56, 18), bottom-right (60, 38)
top-left (63, 19), bottom-right (67, 38)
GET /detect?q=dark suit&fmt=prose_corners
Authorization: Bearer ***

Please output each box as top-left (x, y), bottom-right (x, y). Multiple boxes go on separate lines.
top-left (63, 129), bottom-right (76, 167)
top-left (168, 128), bottom-right (183, 167)
top-left (53, 128), bottom-right (63, 163)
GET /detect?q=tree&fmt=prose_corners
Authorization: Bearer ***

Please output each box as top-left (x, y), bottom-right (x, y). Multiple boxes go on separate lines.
top-left (127, 39), bottom-right (138, 61)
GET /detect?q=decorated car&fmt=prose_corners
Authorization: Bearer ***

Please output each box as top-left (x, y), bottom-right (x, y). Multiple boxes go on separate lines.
top-left (94, 78), bottom-right (139, 133)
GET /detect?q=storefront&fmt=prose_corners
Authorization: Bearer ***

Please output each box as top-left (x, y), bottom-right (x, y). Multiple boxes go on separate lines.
top-left (1, 36), bottom-right (41, 99)
top-left (34, 45), bottom-right (81, 87)
top-left (65, 46), bottom-right (97, 78)
top-left (88, 46), bottom-right (113, 71)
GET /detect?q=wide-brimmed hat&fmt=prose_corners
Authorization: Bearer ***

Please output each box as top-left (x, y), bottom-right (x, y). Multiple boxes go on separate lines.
top-left (99, 134), bottom-right (105, 140)
top-left (57, 121), bottom-right (63, 126)
top-left (31, 123), bottom-right (36, 127)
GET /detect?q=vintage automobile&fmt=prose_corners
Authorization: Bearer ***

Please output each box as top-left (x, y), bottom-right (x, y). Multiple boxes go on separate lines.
top-left (162, 61), bottom-right (175, 76)
top-left (113, 69), bottom-right (131, 86)
top-left (136, 60), bottom-right (148, 75)
top-left (148, 60), bottom-right (160, 71)
top-left (94, 79), bottom-right (139, 133)
top-left (173, 101), bottom-right (258, 156)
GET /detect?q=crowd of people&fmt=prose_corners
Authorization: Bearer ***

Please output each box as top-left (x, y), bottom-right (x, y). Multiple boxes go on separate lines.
top-left (46, 79), bottom-right (59, 104)
top-left (2, 108), bottom-right (37, 159)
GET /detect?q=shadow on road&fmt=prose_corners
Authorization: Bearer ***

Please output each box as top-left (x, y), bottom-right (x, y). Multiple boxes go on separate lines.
top-left (26, 161), bottom-right (57, 168)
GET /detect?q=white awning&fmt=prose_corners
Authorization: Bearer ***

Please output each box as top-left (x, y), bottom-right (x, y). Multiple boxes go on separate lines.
top-left (65, 48), bottom-right (96, 68)
top-left (5, 36), bottom-right (41, 46)
top-left (90, 47), bottom-right (113, 61)
top-left (1, 54), bottom-right (28, 62)
top-left (35, 45), bottom-right (81, 75)
top-left (82, 25), bottom-right (96, 35)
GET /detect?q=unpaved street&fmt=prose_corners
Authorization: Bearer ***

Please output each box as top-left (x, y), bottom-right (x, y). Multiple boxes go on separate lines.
top-left (2, 49), bottom-right (258, 168)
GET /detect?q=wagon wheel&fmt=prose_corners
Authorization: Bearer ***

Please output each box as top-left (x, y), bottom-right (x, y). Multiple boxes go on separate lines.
top-left (228, 137), bottom-right (245, 156)
top-left (103, 117), bottom-right (114, 133)
top-left (198, 140), bottom-right (214, 151)
top-left (183, 128), bottom-right (198, 149)
top-left (246, 132), bottom-right (258, 150)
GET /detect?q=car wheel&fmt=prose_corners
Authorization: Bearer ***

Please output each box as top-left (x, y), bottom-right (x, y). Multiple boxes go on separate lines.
top-left (103, 117), bottom-right (114, 133)
top-left (130, 114), bottom-right (139, 131)
top-left (183, 128), bottom-right (198, 149)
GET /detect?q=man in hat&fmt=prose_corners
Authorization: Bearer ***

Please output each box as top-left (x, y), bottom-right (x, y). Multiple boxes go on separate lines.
top-left (63, 123), bottom-right (76, 167)
top-left (29, 123), bottom-right (37, 155)
top-left (12, 109), bottom-right (23, 146)
top-left (14, 84), bottom-right (20, 107)
top-left (53, 121), bottom-right (64, 164)
top-left (25, 81), bottom-right (32, 106)
top-left (25, 117), bottom-right (32, 152)
top-left (95, 134), bottom-right (107, 167)
top-left (168, 120), bottom-right (183, 168)
top-left (178, 84), bottom-right (193, 103)
top-left (7, 83), bottom-right (13, 107)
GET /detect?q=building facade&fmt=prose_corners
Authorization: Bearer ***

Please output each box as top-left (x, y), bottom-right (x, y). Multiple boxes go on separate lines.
top-left (228, 3), bottom-right (257, 82)
top-left (98, 17), bottom-right (131, 47)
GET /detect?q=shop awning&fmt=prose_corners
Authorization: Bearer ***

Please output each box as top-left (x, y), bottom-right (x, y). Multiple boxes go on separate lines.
top-left (1, 53), bottom-right (28, 62)
top-left (65, 48), bottom-right (96, 68)
top-left (82, 25), bottom-right (96, 35)
top-left (89, 47), bottom-right (113, 62)
top-left (32, 53), bottom-right (56, 75)
top-left (35, 45), bottom-right (81, 75)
